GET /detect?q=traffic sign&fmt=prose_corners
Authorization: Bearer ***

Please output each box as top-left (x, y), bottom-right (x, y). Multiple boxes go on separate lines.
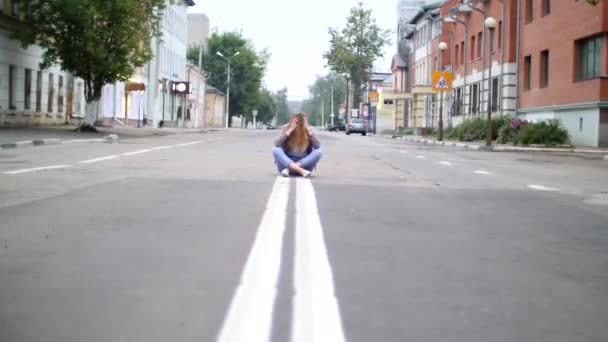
top-left (432, 71), bottom-right (452, 92)
top-left (369, 91), bottom-right (379, 104)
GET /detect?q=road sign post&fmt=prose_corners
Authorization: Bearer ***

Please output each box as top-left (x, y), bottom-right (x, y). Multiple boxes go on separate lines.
top-left (432, 71), bottom-right (452, 141)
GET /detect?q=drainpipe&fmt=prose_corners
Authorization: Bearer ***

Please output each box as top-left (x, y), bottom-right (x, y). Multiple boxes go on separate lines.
top-left (498, 0), bottom-right (505, 117)
top-left (515, 0), bottom-right (522, 115)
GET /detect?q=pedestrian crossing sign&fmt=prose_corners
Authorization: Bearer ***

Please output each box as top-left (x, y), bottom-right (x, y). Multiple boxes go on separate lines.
top-left (432, 71), bottom-right (452, 92)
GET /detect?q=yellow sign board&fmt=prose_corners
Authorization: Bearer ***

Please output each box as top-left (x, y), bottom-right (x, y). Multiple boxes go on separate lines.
top-left (369, 91), bottom-right (379, 104)
top-left (432, 71), bottom-right (452, 92)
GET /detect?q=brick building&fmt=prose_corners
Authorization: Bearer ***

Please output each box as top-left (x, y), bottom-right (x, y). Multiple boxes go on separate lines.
top-left (518, 0), bottom-right (608, 147)
top-left (438, 0), bottom-right (518, 127)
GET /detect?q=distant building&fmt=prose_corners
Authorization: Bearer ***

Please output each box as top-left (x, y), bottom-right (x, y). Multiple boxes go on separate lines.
top-left (205, 85), bottom-right (225, 127)
top-left (188, 13), bottom-right (210, 51)
top-left (398, 0), bottom-right (431, 25)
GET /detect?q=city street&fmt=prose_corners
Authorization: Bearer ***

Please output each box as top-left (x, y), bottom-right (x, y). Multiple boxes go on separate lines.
top-left (1, 129), bottom-right (607, 342)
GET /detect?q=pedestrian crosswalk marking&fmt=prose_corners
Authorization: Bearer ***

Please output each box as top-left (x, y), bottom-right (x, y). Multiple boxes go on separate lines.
top-left (434, 75), bottom-right (449, 89)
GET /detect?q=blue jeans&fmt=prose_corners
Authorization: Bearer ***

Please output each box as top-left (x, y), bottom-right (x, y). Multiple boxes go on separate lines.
top-left (273, 147), bottom-right (322, 172)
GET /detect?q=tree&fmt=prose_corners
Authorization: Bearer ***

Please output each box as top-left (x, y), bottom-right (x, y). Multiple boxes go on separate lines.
top-left (323, 2), bottom-right (390, 118)
top-left (274, 87), bottom-right (290, 126)
top-left (301, 74), bottom-right (348, 126)
top-left (14, 0), bottom-right (166, 130)
top-left (187, 32), bottom-right (269, 125)
top-left (254, 88), bottom-right (276, 125)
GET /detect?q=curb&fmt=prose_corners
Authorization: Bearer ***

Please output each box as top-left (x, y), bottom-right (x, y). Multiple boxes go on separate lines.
top-left (390, 135), bottom-right (608, 158)
top-left (1, 135), bottom-right (118, 149)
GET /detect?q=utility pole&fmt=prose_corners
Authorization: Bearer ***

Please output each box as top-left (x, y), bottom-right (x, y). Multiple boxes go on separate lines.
top-left (330, 81), bottom-right (334, 125)
top-left (321, 94), bottom-right (325, 127)
top-left (438, 42), bottom-right (448, 141)
top-left (217, 51), bottom-right (240, 128)
top-left (485, 17), bottom-right (497, 147)
top-left (195, 41), bottom-right (204, 128)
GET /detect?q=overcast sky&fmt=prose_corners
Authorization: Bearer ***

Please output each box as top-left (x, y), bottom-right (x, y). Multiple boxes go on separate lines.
top-left (189, 0), bottom-right (396, 101)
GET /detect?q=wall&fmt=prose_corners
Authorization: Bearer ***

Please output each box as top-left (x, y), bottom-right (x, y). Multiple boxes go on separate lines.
top-left (519, 0), bottom-right (607, 109)
top-left (519, 108), bottom-right (600, 147)
top-left (0, 28), bottom-right (74, 126)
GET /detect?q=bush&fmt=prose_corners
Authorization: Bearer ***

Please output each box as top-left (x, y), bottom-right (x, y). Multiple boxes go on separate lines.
top-left (515, 120), bottom-right (570, 146)
top-left (498, 117), bottom-right (528, 144)
top-left (424, 127), bottom-right (436, 136)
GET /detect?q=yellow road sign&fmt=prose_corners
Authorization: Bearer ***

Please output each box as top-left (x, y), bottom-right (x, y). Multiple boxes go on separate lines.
top-left (432, 71), bottom-right (452, 92)
top-left (369, 91), bottom-right (379, 104)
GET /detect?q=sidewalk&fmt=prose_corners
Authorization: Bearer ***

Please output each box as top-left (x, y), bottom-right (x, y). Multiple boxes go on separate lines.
top-left (389, 134), bottom-right (608, 160)
top-left (0, 125), bottom-right (208, 149)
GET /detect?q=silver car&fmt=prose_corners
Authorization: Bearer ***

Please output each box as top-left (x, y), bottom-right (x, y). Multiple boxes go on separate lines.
top-left (346, 118), bottom-right (367, 136)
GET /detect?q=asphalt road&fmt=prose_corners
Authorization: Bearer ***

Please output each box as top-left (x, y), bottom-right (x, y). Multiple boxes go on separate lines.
top-left (1, 129), bottom-right (607, 342)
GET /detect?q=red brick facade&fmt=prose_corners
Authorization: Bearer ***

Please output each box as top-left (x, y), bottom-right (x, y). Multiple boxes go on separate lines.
top-left (519, 0), bottom-right (608, 109)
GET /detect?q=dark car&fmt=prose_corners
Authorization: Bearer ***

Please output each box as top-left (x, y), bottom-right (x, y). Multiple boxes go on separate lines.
top-left (346, 118), bottom-right (367, 136)
top-left (328, 120), bottom-right (346, 132)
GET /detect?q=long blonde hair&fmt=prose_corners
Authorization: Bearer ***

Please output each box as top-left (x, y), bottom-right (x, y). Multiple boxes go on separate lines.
top-left (286, 113), bottom-right (310, 153)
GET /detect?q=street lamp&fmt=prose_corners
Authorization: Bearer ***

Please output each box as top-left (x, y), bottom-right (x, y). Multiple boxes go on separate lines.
top-left (444, 13), bottom-right (469, 117)
top-left (485, 16), bottom-right (497, 146)
top-left (216, 51), bottom-right (240, 128)
top-left (438, 41), bottom-right (448, 142)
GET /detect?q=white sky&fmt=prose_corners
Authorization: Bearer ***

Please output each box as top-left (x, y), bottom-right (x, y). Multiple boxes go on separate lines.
top-left (189, 0), bottom-right (397, 101)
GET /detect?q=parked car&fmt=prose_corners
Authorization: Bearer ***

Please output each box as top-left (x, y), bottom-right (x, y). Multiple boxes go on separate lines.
top-left (328, 120), bottom-right (346, 132)
top-left (346, 118), bottom-right (367, 136)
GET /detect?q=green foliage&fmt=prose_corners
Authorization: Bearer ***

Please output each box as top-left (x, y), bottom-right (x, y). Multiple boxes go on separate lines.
top-left (274, 88), bottom-right (289, 125)
top-left (323, 2), bottom-right (391, 107)
top-left (515, 120), bottom-right (570, 146)
top-left (446, 116), bottom-right (510, 142)
top-left (254, 88), bottom-right (276, 125)
top-left (301, 74), bottom-right (348, 126)
top-left (13, 0), bottom-right (166, 102)
top-left (187, 32), bottom-right (269, 123)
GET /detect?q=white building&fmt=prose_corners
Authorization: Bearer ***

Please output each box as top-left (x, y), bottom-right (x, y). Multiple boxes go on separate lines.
top-left (0, 2), bottom-right (85, 126)
top-left (99, 0), bottom-right (195, 128)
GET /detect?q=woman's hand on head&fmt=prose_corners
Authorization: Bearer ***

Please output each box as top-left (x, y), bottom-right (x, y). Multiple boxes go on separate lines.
top-left (286, 116), bottom-right (301, 135)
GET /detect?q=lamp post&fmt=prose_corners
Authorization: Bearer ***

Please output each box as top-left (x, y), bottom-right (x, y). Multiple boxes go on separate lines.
top-left (485, 17), bottom-right (497, 146)
top-left (444, 13), bottom-right (468, 117)
top-left (438, 41), bottom-right (448, 142)
top-left (216, 51), bottom-right (240, 128)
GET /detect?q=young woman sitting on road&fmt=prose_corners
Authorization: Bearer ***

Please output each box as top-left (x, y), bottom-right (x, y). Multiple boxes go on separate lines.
top-left (273, 113), bottom-right (323, 177)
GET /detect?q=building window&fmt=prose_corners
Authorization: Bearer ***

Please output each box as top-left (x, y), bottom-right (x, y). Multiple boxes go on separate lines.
top-left (36, 71), bottom-right (42, 112)
top-left (471, 35), bottom-right (476, 61)
top-left (471, 83), bottom-right (479, 114)
top-left (524, 55), bottom-right (532, 90)
top-left (526, 0), bottom-right (533, 23)
top-left (491, 77), bottom-right (499, 112)
top-left (58, 75), bottom-right (64, 112)
top-left (461, 42), bottom-right (465, 65)
top-left (477, 32), bottom-right (482, 58)
top-left (9, 65), bottom-right (16, 109)
top-left (540, 50), bottom-right (549, 88)
top-left (24, 69), bottom-right (32, 110)
top-left (48, 73), bottom-right (54, 113)
top-left (490, 29), bottom-right (496, 52)
top-left (542, 0), bottom-right (550, 16)
top-left (498, 21), bottom-right (502, 50)
top-left (434, 56), bottom-right (439, 72)
top-left (455, 44), bottom-right (460, 66)
top-left (454, 87), bottom-right (462, 116)
top-left (577, 35), bottom-right (602, 80)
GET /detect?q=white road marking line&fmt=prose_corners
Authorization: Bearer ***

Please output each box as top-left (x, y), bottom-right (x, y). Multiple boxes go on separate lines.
top-left (416, 155), bottom-right (425, 159)
top-left (150, 145), bottom-right (176, 150)
top-left (176, 141), bottom-right (202, 147)
top-left (439, 161), bottom-right (452, 166)
top-left (3, 164), bottom-right (71, 175)
top-left (292, 178), bottom-right (346, 342)
top-left (122, 149), bottom-right (152, 156)
top-left (217, 177), bottom-right (289, 342)
top-left (474, 170), bottom-right (492, 175)
top-left (78, 155), bottom-right (120, 164)
top-left (528, 184), bottom-right (560, 191)
top-left (399, 150), bottom-right (409, 154)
